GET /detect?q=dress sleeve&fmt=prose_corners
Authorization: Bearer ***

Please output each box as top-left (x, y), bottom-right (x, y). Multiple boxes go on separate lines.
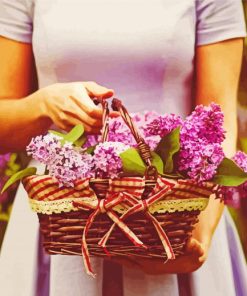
top-left (0, 0), bottom-right (33, 43)
top-left (196, 0), bottom-right (246, 46)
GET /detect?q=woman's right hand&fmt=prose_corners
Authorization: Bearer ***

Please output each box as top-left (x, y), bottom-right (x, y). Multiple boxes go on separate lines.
top-left (32, 81), bottom-right (114, 133)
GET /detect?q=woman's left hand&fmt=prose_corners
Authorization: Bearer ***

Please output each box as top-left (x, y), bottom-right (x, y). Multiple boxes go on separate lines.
top-left (111, 237), bottom-right (210, 275)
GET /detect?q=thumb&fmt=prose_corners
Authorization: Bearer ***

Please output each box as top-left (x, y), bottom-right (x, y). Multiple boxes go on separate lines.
top-left (82, 81), bottom-right (114, 99)
top-left (186, 238), bottom-right (204, 258)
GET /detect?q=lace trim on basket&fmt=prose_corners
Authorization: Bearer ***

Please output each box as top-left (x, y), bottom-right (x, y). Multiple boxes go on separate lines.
top-left (29, 197), bottom-right (209, 215)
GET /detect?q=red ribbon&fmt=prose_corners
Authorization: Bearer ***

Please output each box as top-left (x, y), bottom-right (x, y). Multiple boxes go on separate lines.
top-left (98, 184), bottom-right (176, 261)
top-left (73, 182), bottom-right (175, 277)
top-left (73, 192), bottom-right (147, 276)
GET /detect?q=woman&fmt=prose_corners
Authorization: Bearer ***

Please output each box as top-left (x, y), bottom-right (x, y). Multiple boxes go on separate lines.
top-left (0, 0), bottom-right (246, 295)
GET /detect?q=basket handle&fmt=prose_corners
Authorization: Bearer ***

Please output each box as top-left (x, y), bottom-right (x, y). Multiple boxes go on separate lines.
top-left (94, 97), bottom-right (157, 179)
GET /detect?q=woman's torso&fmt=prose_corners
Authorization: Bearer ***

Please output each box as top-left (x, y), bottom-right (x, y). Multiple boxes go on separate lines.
top-left (32, 0), bottom-right (196, 116)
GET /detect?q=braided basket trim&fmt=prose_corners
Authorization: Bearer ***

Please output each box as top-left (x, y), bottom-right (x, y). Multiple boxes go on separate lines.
top-left (29, 197), bottom-right (209, 215)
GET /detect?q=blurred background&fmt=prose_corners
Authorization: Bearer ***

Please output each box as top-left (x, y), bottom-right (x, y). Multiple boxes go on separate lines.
top-left (231, 0), bottom-right (247, 261)
top-left (0, 3), bottom-right (246, 261)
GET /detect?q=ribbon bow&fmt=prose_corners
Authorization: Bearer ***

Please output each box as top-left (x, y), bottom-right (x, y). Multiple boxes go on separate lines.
top-left (73, 178), bottom-right (176, 277)
top-left (73, 191), bottom-right (147, 277)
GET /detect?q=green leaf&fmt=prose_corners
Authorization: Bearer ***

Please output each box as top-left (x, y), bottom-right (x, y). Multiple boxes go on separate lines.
top-left (74, 135), bottom-right (87, 147)
top-left (49, 124), bottom-right (84, 145)
top-left (119, 148), bottom-right (163, 176)
top-left (150, 152), bottom-right (164, 174)
top-left (85, 145), bottom-right (97, 155)
top-left (213, 157), bottom-right (247, 186)
top-left (1, 167), bottom-right (37, 193)
top-left (65, 125), bottom-right (84, 143)
top-left (120, 148), bottom-right (145, 176)
top-left (155, 127), bottom-right (180, 173)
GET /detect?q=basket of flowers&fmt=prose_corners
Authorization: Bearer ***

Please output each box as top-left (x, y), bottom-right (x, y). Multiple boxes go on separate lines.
top-left (3, 98), bottom-right (247, 276)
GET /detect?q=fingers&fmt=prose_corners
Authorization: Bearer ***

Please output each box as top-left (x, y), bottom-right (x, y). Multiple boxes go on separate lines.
top-left (72, 82), bottom-right (115, 119)
top-left (63, 104), bottom-right (103, 128)
top-left (82, 81), bottom-right (114, 99)
top-left (70, 94), bottom-right (103, 119)
top-left (186, 238), bottom-right (204, 256)
top-left (52, 112), bottom-right (101, 134)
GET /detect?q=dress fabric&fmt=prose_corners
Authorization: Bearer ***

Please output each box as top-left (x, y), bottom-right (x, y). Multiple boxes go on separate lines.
top-left (0, 0), bottom-right (246, 295)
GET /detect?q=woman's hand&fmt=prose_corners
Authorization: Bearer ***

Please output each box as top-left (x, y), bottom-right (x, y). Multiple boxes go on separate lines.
top-left (32, 81), bottom-right (114, 133)
top-left (110, 237), bottom-right (209, 275)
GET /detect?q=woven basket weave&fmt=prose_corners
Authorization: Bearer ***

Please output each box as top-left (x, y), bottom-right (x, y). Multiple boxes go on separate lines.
top-left (23, 99), bottom-right (214, 275)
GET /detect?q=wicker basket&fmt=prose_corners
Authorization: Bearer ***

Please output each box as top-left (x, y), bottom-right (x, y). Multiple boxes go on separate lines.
top-left (22, 99), bottom-right (214, 276)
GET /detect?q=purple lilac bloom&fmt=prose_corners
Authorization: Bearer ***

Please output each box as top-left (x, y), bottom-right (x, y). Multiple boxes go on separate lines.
top-left (107, 116), bottom-right (137, 146)
top-left (106, 111), bottom-right (164, 150)
top-left (47, 143), bottom-right (94, 187)
top-left (144, 114), bottom-right (183, 138)
top-left (222, 151), bottom-right (247, 207)
top-left (93, 142), bottom-right (129, 178)
top-left (27, 134), bottom-right (62, 165)
top-left (178, 103), bottom-right (226, 182)
top-left (232, 151), bottom-right (247, 172)
top-left (179, 142), bottom-right (224, 182)
top-left (0, 153), bottom-right (10, 169)
top-left (84, 134), bottom-right (100, 148)
top-left (219, 186), bottom-right (242, 208)
top-left (27, 134), bottom-right (94, 187)
top-left (180, 103), bottom-right (225, 145)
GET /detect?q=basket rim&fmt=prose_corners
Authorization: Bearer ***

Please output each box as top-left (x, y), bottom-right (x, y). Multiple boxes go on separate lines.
top-left (30, 196), bottom-right (209, 215)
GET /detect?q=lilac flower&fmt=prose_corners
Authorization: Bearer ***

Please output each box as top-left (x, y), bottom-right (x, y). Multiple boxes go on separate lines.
top-left (218, 186), bottom-right (242, 208)
top-left (178, 103), bottom-right (226, 182)
top-left (84, 135), bottom-right (100, 148)
top-left (232, 151), bottom-right (247, 172)
top-left (180, 103), bottom-right (225, 145)
top-left (93, 142), bottom-right (129, 178)
top-left (27, 134), bottom-right (94, 187)
top-left (221, 151), bottom-right (247, 207)
top-left (178, 142), bottom-right (224, 182)
top-left (0, 153), bottom-right (10, 169)
top-left (107, 116), bottom-right (137, 146)
top-left (27, 134), bottom-right (62, 165)
top-left (106, 111), bottom-right (165, 150)
top-left (144, 114), bottom-right (183, 138)
top-left (47, 143), bottom-right (94, 187)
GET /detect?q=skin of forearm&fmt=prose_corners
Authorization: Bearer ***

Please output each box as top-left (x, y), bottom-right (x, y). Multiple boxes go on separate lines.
top-left (0, 95), bottom-right (51, 153)
top-left (193, 37), bottom-right (242, 248)
top-left (193, 95), bottom-right (238, 248)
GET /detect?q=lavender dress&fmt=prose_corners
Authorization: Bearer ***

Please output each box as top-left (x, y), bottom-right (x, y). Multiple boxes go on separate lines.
top-left (0, 0), bottom-right (246, 295)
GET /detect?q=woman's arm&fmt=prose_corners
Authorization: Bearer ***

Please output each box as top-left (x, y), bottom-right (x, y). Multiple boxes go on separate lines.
top-left (113, 38), bottom-right (244, 274)
top-left (0, 37), bottom-right (114, 153)
top-left (193, 37), bottom-right (244, 258)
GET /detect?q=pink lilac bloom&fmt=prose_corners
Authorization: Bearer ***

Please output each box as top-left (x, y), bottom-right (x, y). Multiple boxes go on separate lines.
top-left (47, 143), bottom-right (94, 187)
top-left (180, 103), bottom-right (225, 145)
top-left (93, 142), bottom-right (129, 178)
top-left (0, 153), bottom-right (10, 169)
top-left (144, 114), bottom-right (183, 138)
top-left (106, 111), bottom-right (162, 150)
top-left (223, 151), bottom-right (247, 207)
top-left (84, 134), bottom-right (100, 148)
top-left (233, 151), bottom-right (247, 172)
top-left (178, 103), bottom-right (226, 182)
top-left (179, 142), bottom-right (224, 182)
top-left (27, 134), bottom-right (94, 187)
top-left (107, 116), bottom-right (137, 146)
top-left (27, 134), bottom-right (62, 165)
